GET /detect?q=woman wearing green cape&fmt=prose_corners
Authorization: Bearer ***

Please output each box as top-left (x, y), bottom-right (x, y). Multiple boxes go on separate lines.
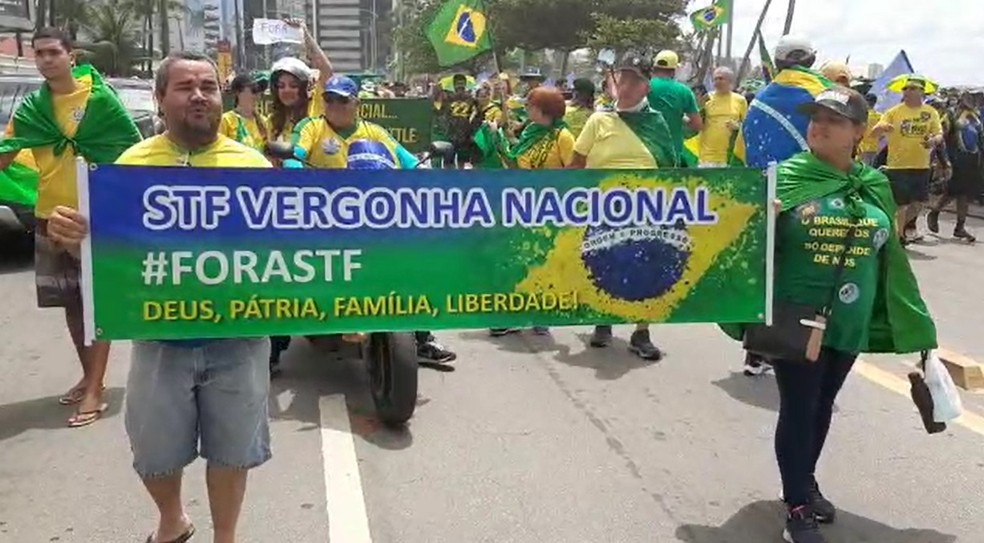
top-left (724, 87), bottom-right (937, 543)
top-left (487, 86), bottom-right (575, 337)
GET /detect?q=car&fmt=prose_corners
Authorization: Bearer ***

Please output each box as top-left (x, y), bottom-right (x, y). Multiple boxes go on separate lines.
top-left (0, 73), bottom-right (161, 236)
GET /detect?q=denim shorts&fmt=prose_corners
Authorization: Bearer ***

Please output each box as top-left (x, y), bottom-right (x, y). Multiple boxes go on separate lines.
top-left (124, 338), bottom-right (272, 479)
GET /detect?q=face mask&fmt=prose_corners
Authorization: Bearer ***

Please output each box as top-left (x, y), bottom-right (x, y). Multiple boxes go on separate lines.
top-left (616, 97), bottom-right (648, 113)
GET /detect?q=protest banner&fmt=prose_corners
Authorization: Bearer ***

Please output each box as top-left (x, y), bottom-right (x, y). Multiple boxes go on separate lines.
top-left (221, 97), bottom-right (433, 154)
top-left (78, 164), bottom-right (774, 342)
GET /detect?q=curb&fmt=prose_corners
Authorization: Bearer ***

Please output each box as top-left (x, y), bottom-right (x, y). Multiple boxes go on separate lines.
top-left (937, 349), bottom-right (984, 391)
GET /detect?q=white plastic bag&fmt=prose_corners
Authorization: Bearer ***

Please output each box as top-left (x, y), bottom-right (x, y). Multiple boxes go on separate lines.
top-left (923, 350), bottom-right (963, 423)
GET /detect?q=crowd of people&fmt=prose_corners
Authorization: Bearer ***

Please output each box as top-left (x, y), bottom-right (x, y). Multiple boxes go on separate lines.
top-left (0, 19), bottom-right (969, 543)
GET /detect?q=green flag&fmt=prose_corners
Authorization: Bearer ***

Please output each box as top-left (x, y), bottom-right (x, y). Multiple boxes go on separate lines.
top-left (757, 32), bottom-right (775, 82)
top-left (426, 0), bottom-right (493, 67)
top-left (690, 0), bottom-right (729, 31)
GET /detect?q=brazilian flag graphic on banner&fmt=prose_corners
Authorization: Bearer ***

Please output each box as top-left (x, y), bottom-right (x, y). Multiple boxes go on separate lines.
top-left (427, 0), bottom-right (493, 67)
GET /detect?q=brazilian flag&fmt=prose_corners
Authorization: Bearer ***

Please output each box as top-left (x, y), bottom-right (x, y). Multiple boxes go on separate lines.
top-left (426, 0), bottom-right (493, 67)
top-left (690, 0), bottom-right (730, 31)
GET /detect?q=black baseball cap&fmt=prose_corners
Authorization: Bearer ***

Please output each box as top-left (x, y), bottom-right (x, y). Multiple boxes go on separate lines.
top-left (230, 72), bottom-right (266, 93)
top-left (797, 88), bottom-right (867, 124)
top-left (617, 53), bottom-right (653, 78)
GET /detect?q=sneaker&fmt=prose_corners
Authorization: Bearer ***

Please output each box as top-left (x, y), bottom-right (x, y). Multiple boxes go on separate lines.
top-left (954, 228), bottom-right (977, 242)
top-left (490, 328), bottom-right (520, 337)
top-left (418, 340), bottom-right (456, 364)
top-left (531, 326), bottom-right (550, 335)
top-left (783, 505), bottom-right (826, 543)
top-left (628, 329), bottom-right (663, 361)
top-left (743, 354), bottom-right (771, 376)
top-left (808, 480), bottom-right (837, 524)
top-left (589, 325), bottom-right (613, 348)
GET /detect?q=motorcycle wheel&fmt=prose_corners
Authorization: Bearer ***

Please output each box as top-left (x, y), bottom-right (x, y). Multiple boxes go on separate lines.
top-left (367, 332), bottom-right (418, 427)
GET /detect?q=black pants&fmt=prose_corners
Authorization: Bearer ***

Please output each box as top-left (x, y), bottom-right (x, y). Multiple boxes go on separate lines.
top-left (773, 347), bottom-right (857, 507)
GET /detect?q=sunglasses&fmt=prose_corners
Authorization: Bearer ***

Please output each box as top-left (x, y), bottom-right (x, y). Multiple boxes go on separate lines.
top-left (324, 94), bottom-right (352, 105)
top-left (903, 85), bottom-right (924, 92)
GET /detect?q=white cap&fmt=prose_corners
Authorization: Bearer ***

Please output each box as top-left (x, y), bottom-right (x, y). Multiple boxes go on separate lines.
top-left (774, 34), bottom-right (815, 63)
top-left (270, 57), bottom-right (313, 83)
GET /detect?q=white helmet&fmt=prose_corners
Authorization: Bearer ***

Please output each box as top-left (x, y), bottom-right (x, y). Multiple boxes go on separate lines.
top-left (270, 57), bottom-right (313, 85)
top-left (774, 34), bottom-right (816, 64)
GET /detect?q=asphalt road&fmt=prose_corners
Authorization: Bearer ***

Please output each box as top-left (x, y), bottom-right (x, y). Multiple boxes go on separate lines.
top-left (1, 214), bottom-right (983, 543)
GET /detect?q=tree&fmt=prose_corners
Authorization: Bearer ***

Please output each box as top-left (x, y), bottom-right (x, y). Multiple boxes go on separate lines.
top-left (80, 0), bottom-right (141, 75)
top-left (490, 0), bottom-right (593, 52)
top-left (582, 0), bottom-right (687, 55)
top-left (54, 0), bottom-right (92, 40)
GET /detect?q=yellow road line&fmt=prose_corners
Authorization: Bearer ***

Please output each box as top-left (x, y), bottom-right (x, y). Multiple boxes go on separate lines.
top-left (854, 359), bottom-right (984, 437)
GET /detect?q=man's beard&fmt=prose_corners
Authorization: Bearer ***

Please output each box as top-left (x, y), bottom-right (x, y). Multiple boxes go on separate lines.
top-left (174, 113), bottom-right (220, 145)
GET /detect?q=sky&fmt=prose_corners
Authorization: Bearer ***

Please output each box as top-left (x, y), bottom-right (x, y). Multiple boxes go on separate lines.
top-left (685, 0), bottom-right (983, 86)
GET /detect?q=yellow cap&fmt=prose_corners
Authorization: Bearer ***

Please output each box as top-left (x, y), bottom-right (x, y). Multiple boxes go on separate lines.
top-left (820, 61), bottom-right (852, 85)
top-left (654, 50), bottom-right (680, 70)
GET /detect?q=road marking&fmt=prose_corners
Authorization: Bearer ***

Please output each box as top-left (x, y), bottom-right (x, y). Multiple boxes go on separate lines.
top-left (854, 359), bottom-right (984, 437)
top-left (319, 394), bottom-right (373, 543)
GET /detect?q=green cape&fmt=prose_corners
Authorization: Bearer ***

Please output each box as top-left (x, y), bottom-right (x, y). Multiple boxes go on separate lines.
top-left (0, 64), bottom-right (141, 162)
top-left (616, 107), bottom-right (678, 168)
top-left (0, 160), bottom-right (38, 206)
top-left (721, 152), bottom-right (937, 354)
top-left (472, 119), bottom-right (567, 170)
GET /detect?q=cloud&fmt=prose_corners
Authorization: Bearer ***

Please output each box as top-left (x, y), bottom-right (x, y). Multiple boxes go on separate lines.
top-left (688, 0), bottom-right (981, 86)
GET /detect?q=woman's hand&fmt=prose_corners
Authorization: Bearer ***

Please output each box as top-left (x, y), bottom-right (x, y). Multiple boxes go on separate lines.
top-left (773, 199), bottom-right (782, 213)
top-left (47, 205), bottom-right (88, 259)
top-left (283, 18), bottom-right (308, 35)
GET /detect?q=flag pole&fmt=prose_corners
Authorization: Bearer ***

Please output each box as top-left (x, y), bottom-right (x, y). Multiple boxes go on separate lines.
top-left (725, 0), bottom-right (734, 62)
top-left (738, 0), bottom-right (773, 81)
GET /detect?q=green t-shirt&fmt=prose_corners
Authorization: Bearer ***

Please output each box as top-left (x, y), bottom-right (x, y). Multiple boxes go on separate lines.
top-left (775, 189), bottom-right (892, 354)
top-left (647, 77), bottom-right (699, 159)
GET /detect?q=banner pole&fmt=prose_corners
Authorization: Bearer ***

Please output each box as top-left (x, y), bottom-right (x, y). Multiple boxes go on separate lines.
top-left (76, 157), bottom-right (97, 346)
top-left (765, 162), bottom-right (777, 326)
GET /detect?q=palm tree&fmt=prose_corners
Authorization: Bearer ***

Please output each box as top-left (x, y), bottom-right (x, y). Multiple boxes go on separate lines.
top-left (80, 0), bottom-right (140, 75)
top-left (54, 0), bottom-right (92, 40)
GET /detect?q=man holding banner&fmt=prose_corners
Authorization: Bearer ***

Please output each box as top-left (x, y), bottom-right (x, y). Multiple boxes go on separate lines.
top-left (48, 52), bottom-right (273, 543)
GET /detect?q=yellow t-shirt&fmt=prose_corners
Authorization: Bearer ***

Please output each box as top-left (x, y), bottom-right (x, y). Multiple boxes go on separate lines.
top-left (115, 134), bottom-right (271, 168)
top-left (295, 118), bottom-right (403, 170)
top-left (699, 91), bottom-right (747, 164)
top-left (10, 79), bottom-right (92, 218)
top-left (880, 103), bottom-right (942, 170)
top-left (563, 105), bottom-right (593, 139)
top-left (573, 112), bottom-right (658, 169)
top-left (219, 111), bottom-right (269, 152)
top-left (480, 103), bottom-right (503, 124)
top-left (3, 122), bottom-right (38, 172)
top-left (516, 128), bottom-right (575, 169)
top-left (858, 110), bottom-right (882, 154)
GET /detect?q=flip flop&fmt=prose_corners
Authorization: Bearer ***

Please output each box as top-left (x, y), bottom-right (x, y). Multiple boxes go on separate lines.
top-left (58, 385), bottom-right (107, 406)
top-left (144, 524), bottom-right (195, 543)
top-left (58, 387), bottom-right (86, 406)
top-left (67, 403), bottom-right (108, 428)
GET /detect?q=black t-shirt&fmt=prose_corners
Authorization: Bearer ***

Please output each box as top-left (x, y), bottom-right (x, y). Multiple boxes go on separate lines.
top-left (443, 93), bottom-right (478, 143)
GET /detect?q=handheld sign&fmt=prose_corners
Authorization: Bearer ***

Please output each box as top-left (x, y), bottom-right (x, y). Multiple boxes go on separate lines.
top-left (252, 19), bottom-right (303, 45)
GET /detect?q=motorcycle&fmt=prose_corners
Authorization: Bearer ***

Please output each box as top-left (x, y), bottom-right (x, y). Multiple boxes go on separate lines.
top-left (263, 140), bottom-right (455, 427)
